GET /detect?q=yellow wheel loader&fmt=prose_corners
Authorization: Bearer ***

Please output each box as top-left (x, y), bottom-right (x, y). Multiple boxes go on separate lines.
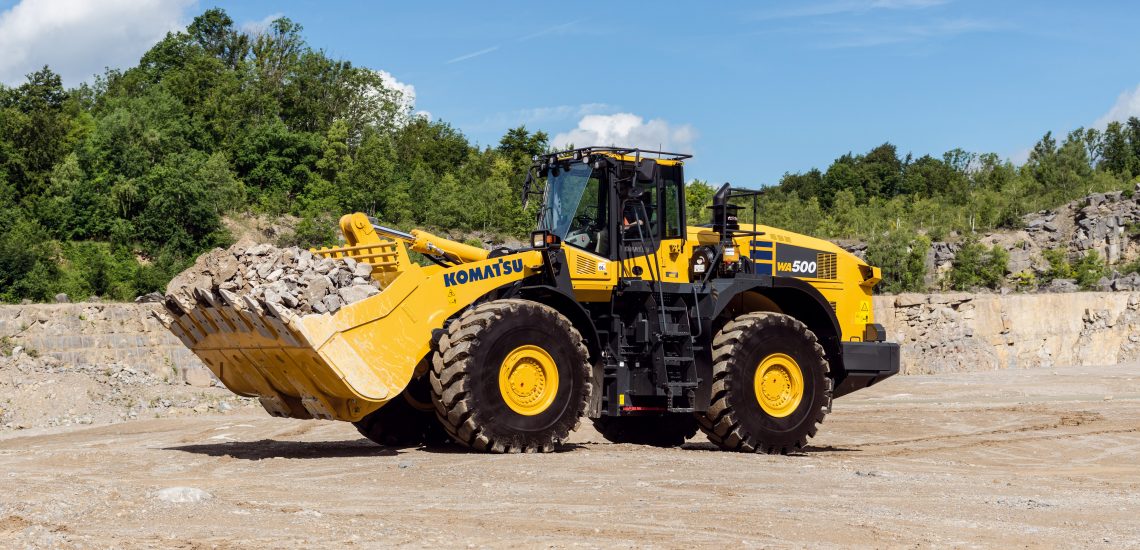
top-left (165, 147), bottom-right (899, 454)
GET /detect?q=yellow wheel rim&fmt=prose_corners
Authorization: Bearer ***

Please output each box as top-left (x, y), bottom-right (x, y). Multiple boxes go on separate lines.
top-left (498, 345), bottom-right (559, 416)
top-left (753, 353), bottom-right (804, 418)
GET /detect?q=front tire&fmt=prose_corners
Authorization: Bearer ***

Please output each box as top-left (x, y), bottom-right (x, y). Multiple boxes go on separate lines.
top-left (697, 312), bottom-right (831, 454)
top-left (430, 299), bottom-right (592, 453)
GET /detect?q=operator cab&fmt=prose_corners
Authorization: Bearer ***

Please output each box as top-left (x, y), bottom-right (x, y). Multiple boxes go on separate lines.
top-left (526, 147), bottom-right (691, 260)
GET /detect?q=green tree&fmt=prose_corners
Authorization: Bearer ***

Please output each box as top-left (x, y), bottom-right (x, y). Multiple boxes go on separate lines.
top-left (949, 239), bottom-right (1007, 290)
top-left (1, 67), bottom-right (74, 198)
top-left (1100, 121), bottom-right (1134, 177)
top-left (685, 180), bottom-right (715, 225)
top-left (0, 213), bottom-right (61, 302)
top-left (866, 231), bottom-right (929, 293)
top-left (1072, 250), bottom-right (1108, 290)
top-left (1042, 248), bottom-right (1073, 283)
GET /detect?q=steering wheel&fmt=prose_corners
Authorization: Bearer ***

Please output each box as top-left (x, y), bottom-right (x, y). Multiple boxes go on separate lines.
top-left (573, 214), bottom-right (597, 231)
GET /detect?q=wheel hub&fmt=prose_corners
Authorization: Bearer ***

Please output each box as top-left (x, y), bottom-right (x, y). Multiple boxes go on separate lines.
top-left (498, 345), bottom-right (559, 416)
top-left (754, 353), bottom-right (804, 418)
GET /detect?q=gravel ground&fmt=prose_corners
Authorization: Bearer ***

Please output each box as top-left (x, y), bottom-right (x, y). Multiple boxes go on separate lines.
top-left (0, 364), bottom-right (1138, 548)
top-left (0, 352), bottom-right (257, 433)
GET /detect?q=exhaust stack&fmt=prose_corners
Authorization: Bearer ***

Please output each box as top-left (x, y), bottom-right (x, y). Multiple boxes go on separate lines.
top-left (709, 183), bottom-right (742, 235)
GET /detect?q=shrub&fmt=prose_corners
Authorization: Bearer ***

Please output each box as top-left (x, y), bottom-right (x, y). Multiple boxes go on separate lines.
top-left (1120, 257), bottom-right (1140, 275)
top-left (948, 239), bottom-right (1008, 290)
top-left (1073, 250), bottom-right (1108, 290)
top-left (866, 230), bottom-right (930, 293)
top-left (1041, 248), bottom-right (1073, 283)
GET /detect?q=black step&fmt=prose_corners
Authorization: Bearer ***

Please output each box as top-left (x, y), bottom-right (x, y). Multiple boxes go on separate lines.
top-left (663, 382), bottom-right (697, 413)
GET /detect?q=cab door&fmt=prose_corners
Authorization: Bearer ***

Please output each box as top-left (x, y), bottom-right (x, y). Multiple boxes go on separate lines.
top-left (617, 162), bottom-right (690, 284)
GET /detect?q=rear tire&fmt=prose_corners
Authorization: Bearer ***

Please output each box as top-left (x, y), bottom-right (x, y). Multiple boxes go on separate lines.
top-left (353, 376), bottom-right (449, 447)
top-left (697, 312), bottom-right (831, 454)
top-left (430, 299), bottom-right (591, 453)
top-left (592, 415), bottom-right (698, 447)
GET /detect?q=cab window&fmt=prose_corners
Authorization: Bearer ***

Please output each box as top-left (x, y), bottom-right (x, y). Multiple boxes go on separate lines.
top-left (660, 165), bottom-right (684, 239)
top-left (562, 173), bottom-right (609, 256)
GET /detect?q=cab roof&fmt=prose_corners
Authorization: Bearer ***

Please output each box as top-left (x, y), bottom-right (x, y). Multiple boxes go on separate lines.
top-left (540, 146), bottom-right (691, 167)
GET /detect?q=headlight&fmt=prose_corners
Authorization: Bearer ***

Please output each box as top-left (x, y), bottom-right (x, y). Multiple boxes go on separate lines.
top-left (531, 230), bottom-right (561, 250)
top-left (531, 230), bottom-right (548, 249)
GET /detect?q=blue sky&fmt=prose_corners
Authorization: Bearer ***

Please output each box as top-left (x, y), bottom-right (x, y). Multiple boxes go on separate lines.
top-left (4, 0), bottom-right (1140, 188)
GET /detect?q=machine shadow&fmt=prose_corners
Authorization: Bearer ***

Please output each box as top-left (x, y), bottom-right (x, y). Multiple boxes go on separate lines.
top-left (416, 442), bottom-right (588, 454)
top-left (167, 438), bottom-right (399, 460)
top-left (681, 441), bottom-right (860, 454)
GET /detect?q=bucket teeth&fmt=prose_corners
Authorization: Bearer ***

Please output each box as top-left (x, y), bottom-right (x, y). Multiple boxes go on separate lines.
top-left (258, 396), bottom-right (293, 418)
top-left (259, 303), bottom-right (301, 346)
top-left (192, 287), bottom-right (215, 307)
top-left (262, 300), bottom-right (291, 321)
top-left (167, 315), bottom-right (194, 348)
top-left (218, 288), bottom-right (244, 309)
top-left (164, 295), bottom-right (186, 317)
top-left (150, 308), bottom-right (174, 330)
top-left (242, 295), bottom-right (265, 316)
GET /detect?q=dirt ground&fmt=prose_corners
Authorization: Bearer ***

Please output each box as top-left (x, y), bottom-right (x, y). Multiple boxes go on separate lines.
top-left (1, 364), bottom-right (1138, 549)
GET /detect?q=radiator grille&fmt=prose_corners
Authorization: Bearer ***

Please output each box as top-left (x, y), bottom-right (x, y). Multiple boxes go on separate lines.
top-left (575, 256), bottom-right (597, 275)
top-left (817, 252), bottom-right (837, 280)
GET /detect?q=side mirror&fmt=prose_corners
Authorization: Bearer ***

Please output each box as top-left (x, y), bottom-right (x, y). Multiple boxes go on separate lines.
top-left (636, 158), bottom-right (656, 182)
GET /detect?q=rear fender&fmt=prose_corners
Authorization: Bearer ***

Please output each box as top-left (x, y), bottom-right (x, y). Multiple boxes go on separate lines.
top-left (709, 277), bottom-right (845, 382)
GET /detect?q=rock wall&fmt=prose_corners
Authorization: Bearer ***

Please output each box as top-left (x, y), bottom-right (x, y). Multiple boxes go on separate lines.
top-left (838, 188), bottom-right (1140, 291)
top-left (875, 292), bottom-right (1140, 374)
top-left (4, 293), bottom-right (1140, 381)
top-left (0, 303), bottom-right (210, 384)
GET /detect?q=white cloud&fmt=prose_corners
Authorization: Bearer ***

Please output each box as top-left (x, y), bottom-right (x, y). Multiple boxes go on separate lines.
top-left (363, 69), bottom-right (431, 124)
top-left (0, 0), bottom-right (193, 86)
top-left (551, 113), bottom-right (697, 153)
top-left (373, 69), bottom-right (417, 113)
top-left (241, 12), bottom-right (283, 36)
top-left (1095, 84), bottom-right (1140, 128)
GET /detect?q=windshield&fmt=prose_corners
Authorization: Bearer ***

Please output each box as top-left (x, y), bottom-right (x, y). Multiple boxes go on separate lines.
top-left (538, 162), bottom-right (595, 239)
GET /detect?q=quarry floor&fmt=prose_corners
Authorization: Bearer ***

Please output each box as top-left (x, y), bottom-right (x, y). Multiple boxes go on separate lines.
top-left (1, 364), bottom-right (1138, 548)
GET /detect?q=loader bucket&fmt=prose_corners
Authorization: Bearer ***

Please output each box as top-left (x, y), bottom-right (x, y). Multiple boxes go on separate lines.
top-left (162, 210), bottom-right (546, 423)
top-left (163, 233), bottom-right (428, 422)
top-left (165, 287), bottom-right (384, 421)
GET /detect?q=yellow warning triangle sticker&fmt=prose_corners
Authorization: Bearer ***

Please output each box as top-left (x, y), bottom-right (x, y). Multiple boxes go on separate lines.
top-left (859, 301), bottom-right (870, 312)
